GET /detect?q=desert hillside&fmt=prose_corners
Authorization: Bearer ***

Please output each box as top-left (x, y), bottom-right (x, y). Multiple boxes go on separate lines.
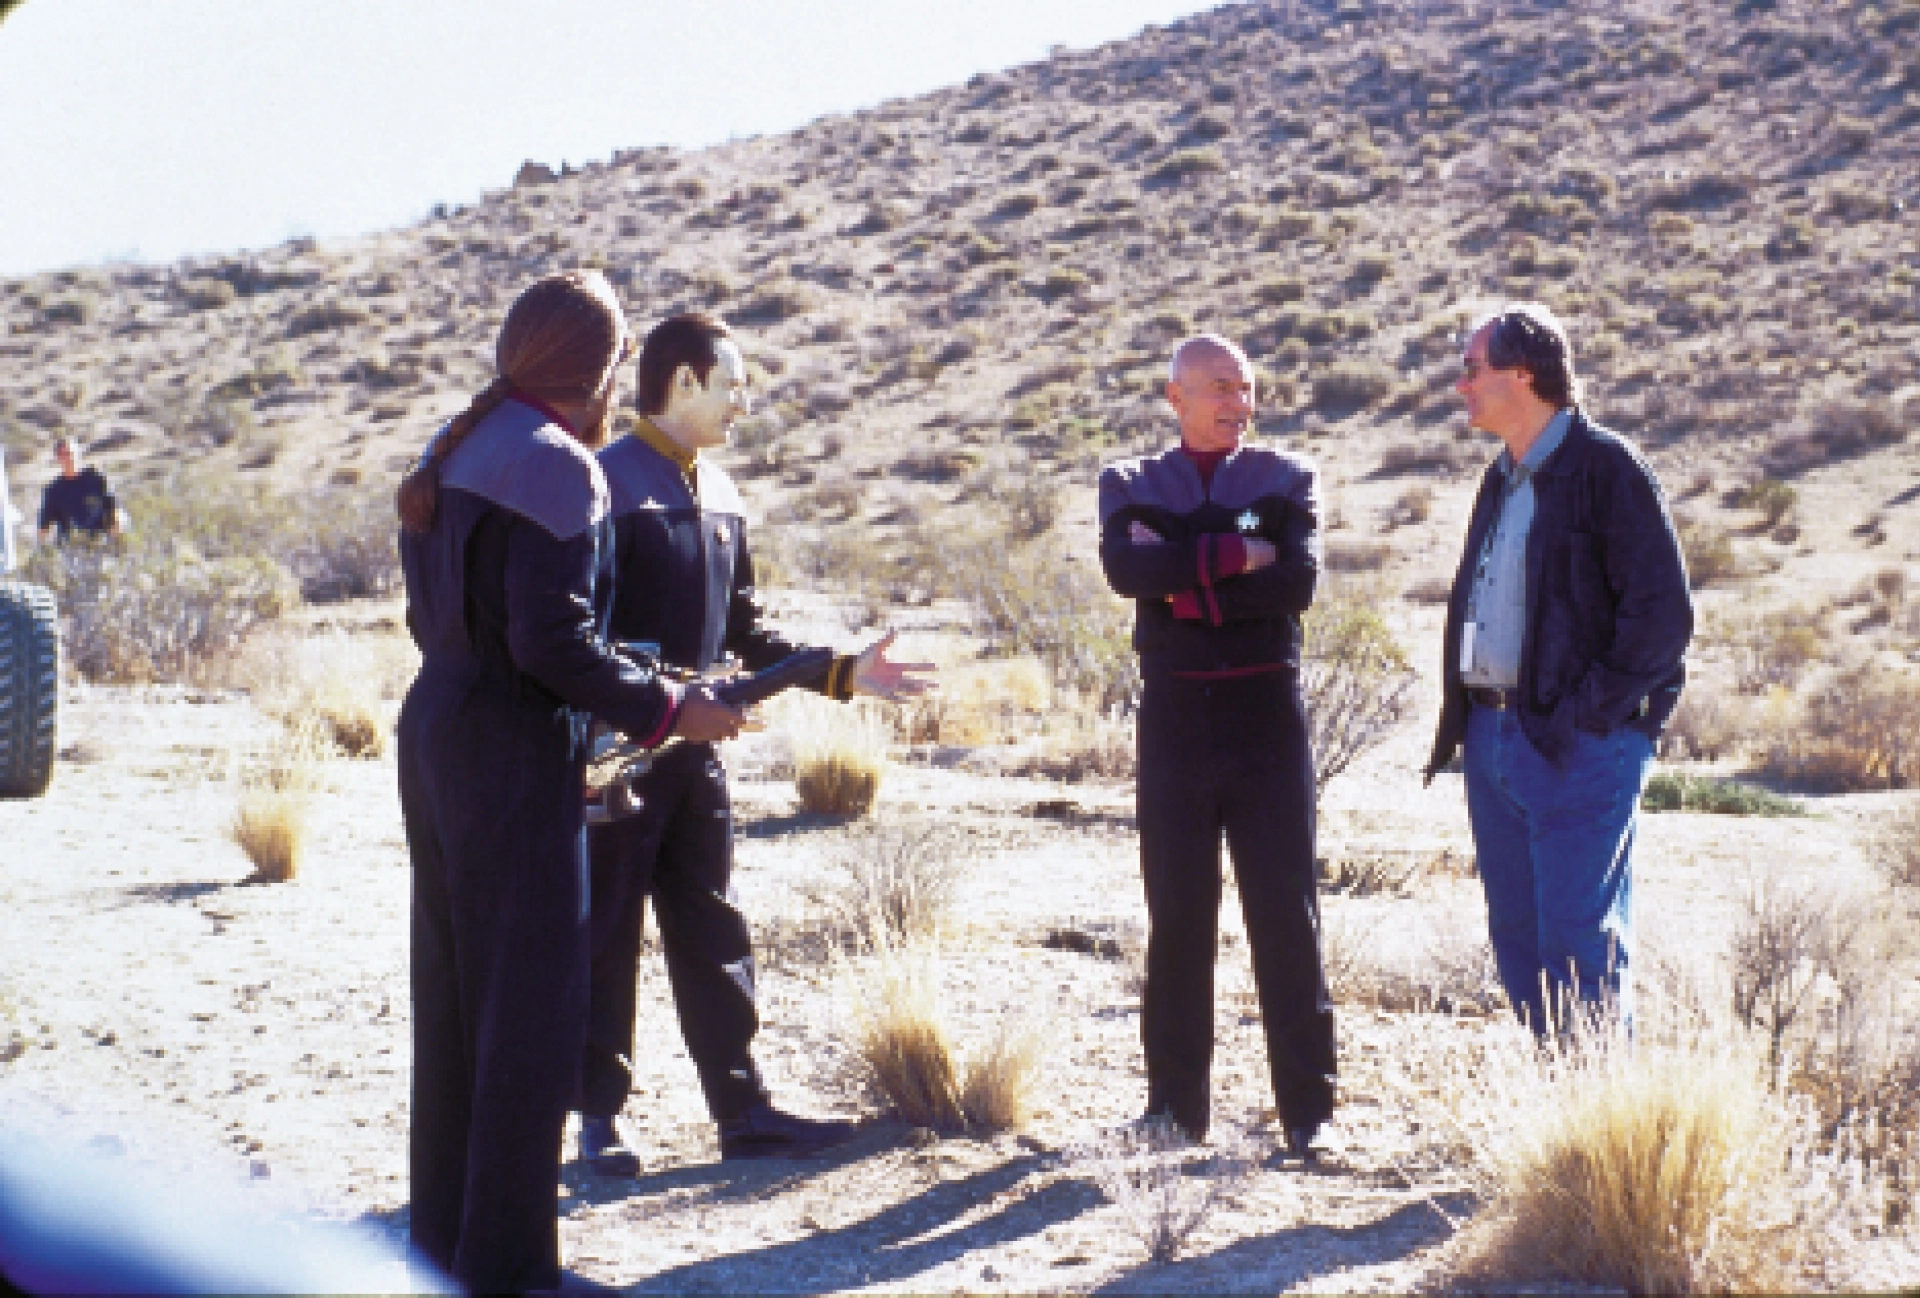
top-left (4, 0), bottom-right (1920, 1292)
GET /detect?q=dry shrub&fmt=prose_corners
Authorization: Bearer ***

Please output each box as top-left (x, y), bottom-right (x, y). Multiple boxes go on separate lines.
top-left (938, 539), bottom-right (1137, 715)
top-left (1323, 906), bottom-right (1504, 1016)
top-left (1302, 589), bottom-right (1418, 801)
top-left (1077, 1118), bottom-right (1250, 1262)
top-left (1007, 708), bottom-right (1135, 782)
top-left (782, 694), bottom-right (889, 815)
top-left (896, 655), bottom-right (1049, 746)
top-left (1375, 440), bottom-right (1475, 477)
top-left (1762, 663), bottom-right (1920, 790)
top-left (1679, 519), bottom-right (1739, 585)
top-left (1657, 675), bottom-right (1750, 762)
top-left (1322, 538), bottom-right (1393, 572)
top-left (810, 821), bottom-right (965, 950)
top-left (1706, 606), bottom-right (1828, 694)
top-left (231, 720), bottom-right (329, 883)
top-left (240, 626), bottom-right (412, 759)
top-left (1866, 797), bottom-right (1920, 889)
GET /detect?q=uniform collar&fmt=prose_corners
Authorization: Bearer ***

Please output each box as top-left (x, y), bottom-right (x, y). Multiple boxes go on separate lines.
top-left (633, 416), bottom-right (699, 483)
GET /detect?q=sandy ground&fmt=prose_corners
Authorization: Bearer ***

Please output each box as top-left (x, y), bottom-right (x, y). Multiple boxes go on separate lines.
top-left (3, 678), bottom-right (1919, 1293)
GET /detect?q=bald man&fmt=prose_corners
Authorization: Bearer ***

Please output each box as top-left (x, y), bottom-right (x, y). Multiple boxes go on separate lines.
top-left (1097, 335), bottom-right (1337, 1155)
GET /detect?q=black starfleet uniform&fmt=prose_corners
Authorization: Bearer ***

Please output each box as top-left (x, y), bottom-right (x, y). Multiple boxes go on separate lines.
top-left (580, 420), bottom-right (855, 1124)
top-left (397, 397), bottom-right (676, 1294)
top-left (1098, 442), bottom-right (1338, 1140)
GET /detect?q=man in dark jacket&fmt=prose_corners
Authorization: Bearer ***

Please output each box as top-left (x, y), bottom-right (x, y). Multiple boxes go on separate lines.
top-left (37, 438), bottom-right (115, 542)
top-left (1098, 334), bottom-right (1336, 1156)
top-left (1424, 304), bottom-right (1692, 1036)
top-left (579, 312), bottom-right (932, 1171)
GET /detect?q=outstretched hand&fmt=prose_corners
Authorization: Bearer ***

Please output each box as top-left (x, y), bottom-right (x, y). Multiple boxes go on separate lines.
top-left (850, 630), bottom-right (936, 701)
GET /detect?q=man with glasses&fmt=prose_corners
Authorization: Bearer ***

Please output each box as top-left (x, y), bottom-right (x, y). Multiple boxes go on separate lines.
top-left (1424, 303), bottom-right (1692, 1036)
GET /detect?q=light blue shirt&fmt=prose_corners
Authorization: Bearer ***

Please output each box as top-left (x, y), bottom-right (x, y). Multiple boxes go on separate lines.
top-left (1461, 409), bottom-right (1573, 688)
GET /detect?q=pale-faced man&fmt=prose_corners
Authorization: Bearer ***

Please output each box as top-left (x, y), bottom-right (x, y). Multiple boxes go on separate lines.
top-left (1424, 304), bottom-right (1692, 1035)
top-left (1097, 334), bottom-right (1336, 1155)
top-left (578, 312), bottom-right (933, 1171)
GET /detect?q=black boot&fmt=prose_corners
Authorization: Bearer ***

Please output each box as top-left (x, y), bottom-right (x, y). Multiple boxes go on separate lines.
top-left (578, 1114), bottom-right (640, 1177)
top-left (716, 1102), bottom-right (857, 1161)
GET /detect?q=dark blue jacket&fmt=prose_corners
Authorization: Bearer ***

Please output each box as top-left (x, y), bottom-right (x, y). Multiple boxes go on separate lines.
top-left (1098, 443), bottom-right (1320, 677)
top-left (1425, 410), bottom-right (1693, 776)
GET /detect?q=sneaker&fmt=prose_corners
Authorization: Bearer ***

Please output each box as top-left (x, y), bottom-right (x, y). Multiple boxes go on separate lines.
top-left (578, 1114), bottom-right (640, 1177)
top-left (1283, 1123), bottom-right (1320, 1162)
top-left (716, 1102), bottom-right (858, 1161)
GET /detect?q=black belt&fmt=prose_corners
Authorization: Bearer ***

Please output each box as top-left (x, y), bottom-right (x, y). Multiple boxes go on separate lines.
top-left (1468, 686), bottom-right (1652, 721)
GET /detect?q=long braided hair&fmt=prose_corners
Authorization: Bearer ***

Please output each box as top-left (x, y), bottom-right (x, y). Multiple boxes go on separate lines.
top-left (397, 270), bottom-right (629, 533)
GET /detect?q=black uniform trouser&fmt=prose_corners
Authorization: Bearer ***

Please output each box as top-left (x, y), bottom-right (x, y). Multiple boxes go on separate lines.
top-left (579, 741), bottom-right (767, 1123)
top-left (1137, 669), bottom-right (1337, 1138)
top-left (399, 675), bottom-right (589, 1295)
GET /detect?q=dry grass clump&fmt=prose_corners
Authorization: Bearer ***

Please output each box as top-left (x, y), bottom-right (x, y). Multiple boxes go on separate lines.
top-left (231, 719), bottom-right (330, 883)
top-left (956, 1020), bottom-right (1048, 1133)
top-left (1456, 1028), bottom-right (1809, 1293)
top-left (782, 694), bottom-right (890, 816)
top-left (1076, 1117), bottom-right (1250, 1263)
top-left (841, 944), bottom-right (1044, 1135)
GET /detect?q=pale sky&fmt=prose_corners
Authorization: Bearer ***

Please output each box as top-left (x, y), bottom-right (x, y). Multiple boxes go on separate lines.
top-left (0, 0), bottom-right (1220, 277)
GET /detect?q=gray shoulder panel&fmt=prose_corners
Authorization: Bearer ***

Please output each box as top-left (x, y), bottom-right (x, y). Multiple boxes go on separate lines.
top-left (439, 399), bottom-right (608, 540)
top-left (1098, 448), bottom-right (1203, 520)
top-left (599, 435), bottom-right (693, 516)
top-left (1212, 445), bottom-right (1319, 515)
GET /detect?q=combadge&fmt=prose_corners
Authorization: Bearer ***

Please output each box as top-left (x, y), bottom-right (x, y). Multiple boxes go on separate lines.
top-left (1236, 509), bottom-right (1260, 534)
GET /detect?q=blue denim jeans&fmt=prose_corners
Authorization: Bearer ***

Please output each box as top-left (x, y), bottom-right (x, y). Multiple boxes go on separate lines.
top-left (1463, 703), bottom-right (1654, 1034)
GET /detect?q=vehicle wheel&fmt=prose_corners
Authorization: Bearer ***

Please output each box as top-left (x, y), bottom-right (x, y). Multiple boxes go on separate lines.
top-left (0, 580), bottom-right (59, 798)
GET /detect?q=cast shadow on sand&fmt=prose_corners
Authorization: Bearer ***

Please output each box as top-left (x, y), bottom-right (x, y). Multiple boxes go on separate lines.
top-left (1093, 1190), bottom-right (1474, 1294)
top-left (736, 809), bottom-right (867, 840)
top-left (623, 1152), bottom-right (1099, 1294)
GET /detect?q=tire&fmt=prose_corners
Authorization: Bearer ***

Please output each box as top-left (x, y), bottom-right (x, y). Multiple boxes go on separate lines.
top-left (0, 580), bottom-right (59, 799)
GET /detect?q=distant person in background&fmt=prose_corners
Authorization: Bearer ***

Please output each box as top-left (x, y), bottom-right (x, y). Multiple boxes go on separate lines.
top-left (576, 311), bottom-right (932, 1174)
top-left (1423, 303), bottom-right (1692, 1036)
top-left (37, 437), bottom-right (115, 542)
top-left (1096, 333), bottom-right (1337, 1157)
top-left (394, 271), bottom-right (743, 1293)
